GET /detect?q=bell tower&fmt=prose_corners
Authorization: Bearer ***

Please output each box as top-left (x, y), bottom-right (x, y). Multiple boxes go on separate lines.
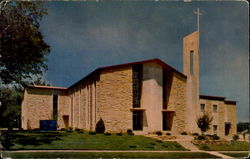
top-left (183, 31), bottom-right (200, 133)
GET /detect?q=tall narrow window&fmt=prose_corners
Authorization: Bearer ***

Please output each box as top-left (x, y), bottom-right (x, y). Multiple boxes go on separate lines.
top-left (133, 111), bottom-right (143, 130)
top-left (213, 125), bottom-right (218, 135)
top-left (213, 105), bottom-right (217, 112)
top-left (162, 112), bottom-right (167, 130)
top-left (53, 94), bottom-right (58, 120)
top-left (190, 50), bottom-right (194, 75)
top-left (133, 64), bottom-right (142, 108)
top-left (200, 104), bottom-right (205, 112)
top-left (163, 70), bottom-right (167, 109)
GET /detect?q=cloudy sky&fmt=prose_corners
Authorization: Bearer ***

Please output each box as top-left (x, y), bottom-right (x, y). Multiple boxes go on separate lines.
top-left (40, 1), bottom-right (248, 122)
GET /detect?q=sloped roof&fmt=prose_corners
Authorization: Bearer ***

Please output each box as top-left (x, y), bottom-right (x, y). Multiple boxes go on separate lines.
top-left (68, 58), bottom-right (187, 89)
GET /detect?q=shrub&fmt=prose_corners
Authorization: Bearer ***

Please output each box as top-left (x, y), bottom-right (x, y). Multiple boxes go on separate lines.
top-left (212, 134), bottom-right (220, 140)
top-left (129, 145), bottom-right (136, 148)
top-left (127, 129), bottom-right (134, 135)
top-left (156, 140), bottom-right (163, 143)
top-left (95, 118), bottom-right (105, 133)
top-left (104, 132), bottom-right (111, 136)
top-left (233, 134), bottom-right (239, 141)
top-left (192, 133), bottom-right (199, 136)
top-left (89, 131), bottom-right (96, 135)
top-left (149, 142), bottom-right (156, 145)
top-left (145, 145), bottom-right (154, 149)
top-left (155, 131), bottom-right (162, 136)
top-left (162, 144), bottom-right (168, 148)
top-left (75, 129), bottom-right (83, 133)
top-left (60, 128), bottom-right (67, 131)
top-left (127, 129), bottom-right (133, 133)
top-left (201, 145), bottom-right (210, 150)
top-left (166, 133), bottom-right (171, 136)
top-left (197, 135), bottom-right (206, 140)
top-left (116, 133), bottom-right (123, 136)
top-left (66, 127), bottom-right (73, 133)
top-left (181, 132), bottom-right (187, 135)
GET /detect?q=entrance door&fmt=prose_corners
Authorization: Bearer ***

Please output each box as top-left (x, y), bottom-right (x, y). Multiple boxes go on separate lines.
top-left (63, 115), bottom-right (69, 128)
top-left (163, 111), bottom-right (174, 131)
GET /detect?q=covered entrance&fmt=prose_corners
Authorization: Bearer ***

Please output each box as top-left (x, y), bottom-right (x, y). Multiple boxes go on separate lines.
top-left (162, 110), bottom-right (175, 131)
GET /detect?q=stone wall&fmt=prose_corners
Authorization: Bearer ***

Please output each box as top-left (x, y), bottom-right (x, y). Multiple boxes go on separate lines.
top-left (57, 91), bottom-right (70, 129)
top-left (96, 66), bottom-right (133, 132)
top-left (21, 88), bottom-right (71, 130)
top-left (167, 72), bottom-right (187, 134)
top-left (225, 103), bottom-right (237, 137)
top-left (198, 98), bottom-right (236, 138)
top-left (22, 88), bottom-right (53, 129)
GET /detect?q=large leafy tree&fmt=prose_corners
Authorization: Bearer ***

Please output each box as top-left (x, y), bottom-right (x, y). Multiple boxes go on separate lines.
top-left (0, 0), bottom-right (50, 87)
top-left (0, 1), bottom-right (50, 129)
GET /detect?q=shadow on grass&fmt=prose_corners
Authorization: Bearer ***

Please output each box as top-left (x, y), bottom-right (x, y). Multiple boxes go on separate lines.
top-left (1, 130), bottom-right (68, 149)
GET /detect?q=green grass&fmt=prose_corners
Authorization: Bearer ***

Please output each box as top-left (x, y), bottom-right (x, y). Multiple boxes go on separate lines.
top-left (221, 153), bottom-right (249, 158)
top-left (197, 141), bottom-right (249, 151)
top-left (4, 131), bottom-right (186, 150)
top-left (2, 152), bottom-right (219, 158)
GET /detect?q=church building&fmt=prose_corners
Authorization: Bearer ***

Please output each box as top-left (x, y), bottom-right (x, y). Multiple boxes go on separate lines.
top-left (21, 31), bottom-right (237, 138)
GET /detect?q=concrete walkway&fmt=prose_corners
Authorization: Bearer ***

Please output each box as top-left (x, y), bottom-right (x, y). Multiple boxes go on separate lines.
top-left (173, 135), bottom-right (236, 159)
top-left (150, 135), bottom-right (236, 159)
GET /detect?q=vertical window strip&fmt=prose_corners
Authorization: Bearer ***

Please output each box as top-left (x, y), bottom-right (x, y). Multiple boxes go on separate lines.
top-left (79, 89), bottom-right (81, 128)
top-left (86, 85), bottom-right (89, 129)
top-left (163, 69), bottom-right (167, 109)
top-left (133, 64), bottom-right (142, 108)
top-left (190, 50), bottom-right (194, 75)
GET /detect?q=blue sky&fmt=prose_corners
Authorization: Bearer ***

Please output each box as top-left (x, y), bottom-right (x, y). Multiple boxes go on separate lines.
top-left (40, 1), bottom-right (248, 122)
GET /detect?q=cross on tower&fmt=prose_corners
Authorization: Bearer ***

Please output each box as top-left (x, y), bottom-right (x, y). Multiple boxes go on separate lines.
top-left (194, 8), bottom-right (202, 51)
top-left (194, 8), bottom-right (202, 33)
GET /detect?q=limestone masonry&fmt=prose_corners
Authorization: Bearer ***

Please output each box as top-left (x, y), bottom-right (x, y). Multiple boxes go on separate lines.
top-left (21, 31), bottom-right (237, 138)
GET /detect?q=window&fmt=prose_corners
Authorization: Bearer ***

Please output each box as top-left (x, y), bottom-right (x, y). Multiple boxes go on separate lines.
top-left (53, 94), bottom-right (58, 120)
top-left (133, 64), bottom-right (142, 108)
top-left (190, 50), bottom-right (194, 75)
top-left (225, 122), bottom-right (231, 136)
top-left (200, 104), bottom-right (205, 112)
top-left (213, 105), bottom-right (217, 112)
top-left (133, 111), bottom-right (143, 130)
top-left (163, 70), bottom-right (167, 109)
top-left (213, 125), bottom-right (217, 135)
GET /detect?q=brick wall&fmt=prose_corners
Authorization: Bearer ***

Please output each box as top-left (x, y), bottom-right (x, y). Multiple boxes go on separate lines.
top-left (96, 67), bottom-right (133, 132)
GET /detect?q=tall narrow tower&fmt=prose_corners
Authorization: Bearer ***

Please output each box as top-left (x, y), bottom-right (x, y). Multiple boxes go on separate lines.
top-left (183, 31), bottom-right (200, 133)
top-left (183, 8), bottom-right (202, 133)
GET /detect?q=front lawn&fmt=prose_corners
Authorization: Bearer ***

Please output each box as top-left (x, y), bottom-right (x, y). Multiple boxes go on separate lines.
top-left (197, 141), bottom-right (249, 151)
top-left (2, 130), bottom-right (186, 150)
top-left (221, 153), bottom-right (249, 158)
top-left (2, 152), bottom-right (218, 158)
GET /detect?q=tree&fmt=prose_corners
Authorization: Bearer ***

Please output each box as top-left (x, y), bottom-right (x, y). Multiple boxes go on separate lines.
top-left (0, 87), bottom-right (22, 129)
top-left (196, 113), bottom-right (213, 135)
top-left (0, 0), bottom-right (50, 87)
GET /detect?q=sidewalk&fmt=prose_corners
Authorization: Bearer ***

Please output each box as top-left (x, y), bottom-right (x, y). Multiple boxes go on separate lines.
top-left (147, 134), bottom-right (237, 159)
